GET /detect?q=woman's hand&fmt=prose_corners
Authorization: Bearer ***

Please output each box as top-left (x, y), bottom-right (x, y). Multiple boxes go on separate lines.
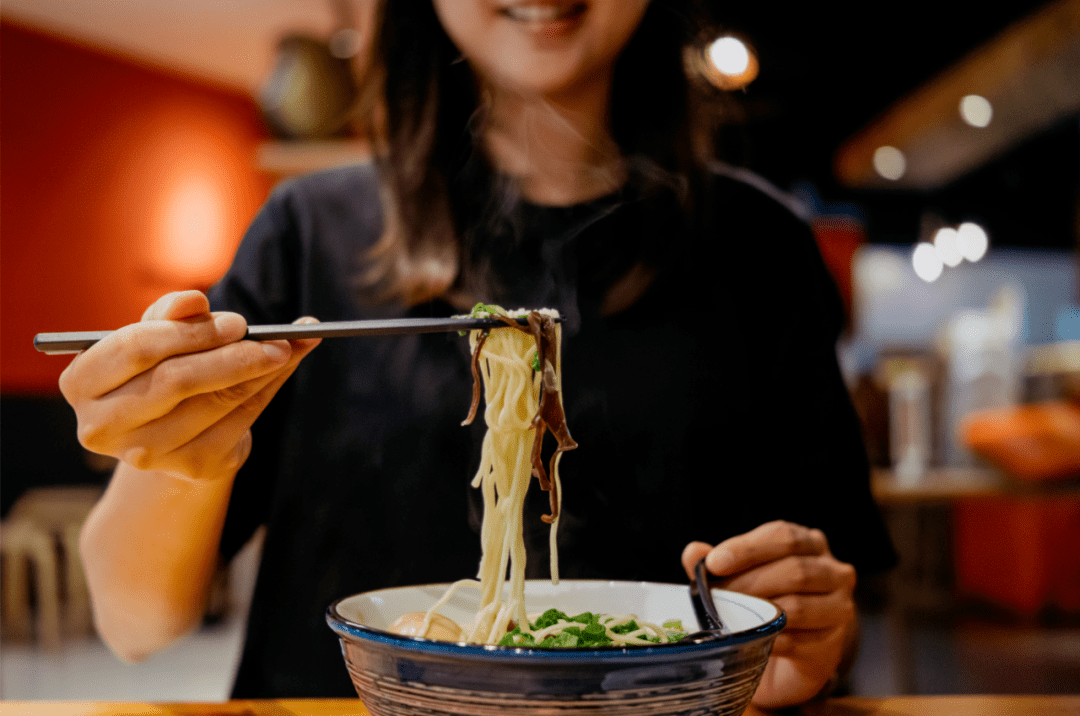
top-left (682, 521), bottom-right (858, 709)
top-left (59, 290), bottom-right (321, 482)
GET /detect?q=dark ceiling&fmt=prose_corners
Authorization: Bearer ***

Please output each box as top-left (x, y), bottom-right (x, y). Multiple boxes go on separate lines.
top-left (705, 0), bottom-right (1079, 250)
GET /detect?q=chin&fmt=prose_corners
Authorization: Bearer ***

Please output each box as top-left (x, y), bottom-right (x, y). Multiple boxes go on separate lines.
top-left (483, 54), bottom-right (611, 101)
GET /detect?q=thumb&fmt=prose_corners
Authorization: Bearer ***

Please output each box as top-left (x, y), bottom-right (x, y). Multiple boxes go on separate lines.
top-left (141, 290), bottom-right (211, 322)
top-left (681, 541), bottom-right (713, 581)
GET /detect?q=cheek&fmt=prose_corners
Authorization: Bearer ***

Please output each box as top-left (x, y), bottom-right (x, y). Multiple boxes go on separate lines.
top-left (430, 0), bottom-right (491, 56)
top-left (582, 2), bottom-right (650, 70)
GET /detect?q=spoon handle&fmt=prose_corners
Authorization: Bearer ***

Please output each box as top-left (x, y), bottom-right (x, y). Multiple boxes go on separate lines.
top-left (691, 557), bottom-right (726, 632)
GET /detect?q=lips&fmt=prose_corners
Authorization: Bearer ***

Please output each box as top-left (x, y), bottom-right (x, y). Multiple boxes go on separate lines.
top-left (498, 2), bottom-right (587, 24)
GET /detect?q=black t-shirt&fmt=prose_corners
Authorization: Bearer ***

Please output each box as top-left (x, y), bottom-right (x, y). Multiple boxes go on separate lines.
top-left (208, 163), bottom-right (896, 698)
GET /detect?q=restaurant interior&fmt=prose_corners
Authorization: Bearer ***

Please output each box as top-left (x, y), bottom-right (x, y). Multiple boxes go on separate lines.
top-left (2, 0), bottom-right (1079, 705)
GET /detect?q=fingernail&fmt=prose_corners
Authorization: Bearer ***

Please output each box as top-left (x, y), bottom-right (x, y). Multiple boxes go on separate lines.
top-left (214, 313), bottom-right (247, 341)
top-left (262, 341), bottom-right (291, 362)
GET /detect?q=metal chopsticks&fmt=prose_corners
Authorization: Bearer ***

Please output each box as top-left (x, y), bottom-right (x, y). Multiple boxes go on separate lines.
top-left (33, 315), bottom-right (551, 355)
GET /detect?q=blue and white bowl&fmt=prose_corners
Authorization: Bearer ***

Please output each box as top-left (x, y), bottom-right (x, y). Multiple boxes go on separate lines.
top-left (327, 580), bottom-right (785, 716)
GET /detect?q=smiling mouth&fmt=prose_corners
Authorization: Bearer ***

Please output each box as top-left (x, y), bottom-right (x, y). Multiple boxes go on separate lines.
top-left (499, 2), bottom-right (588, 23)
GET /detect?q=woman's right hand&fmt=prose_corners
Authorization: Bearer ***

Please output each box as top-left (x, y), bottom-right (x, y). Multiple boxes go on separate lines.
top-left (59, 290), bottom-right (321, 482)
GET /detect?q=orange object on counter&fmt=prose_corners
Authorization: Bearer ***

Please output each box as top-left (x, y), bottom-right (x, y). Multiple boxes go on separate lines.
top-left (961, 400), bottom-right (1080, 482)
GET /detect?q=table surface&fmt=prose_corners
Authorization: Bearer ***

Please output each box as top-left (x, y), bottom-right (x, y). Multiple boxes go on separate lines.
top-left (2, 696), bottom-right (1078, 716)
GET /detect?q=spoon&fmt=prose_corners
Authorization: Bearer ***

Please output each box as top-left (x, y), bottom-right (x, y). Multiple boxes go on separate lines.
top-left (680, 557), bottom-right (728, 644)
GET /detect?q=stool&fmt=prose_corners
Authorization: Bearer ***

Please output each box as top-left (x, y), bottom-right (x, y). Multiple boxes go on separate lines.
top-left (3, 485), bottom-right (104, 644)
top-left (62, 521), bottom-right (93, 635)
top-left (1, 517), bottom-right (62, 647)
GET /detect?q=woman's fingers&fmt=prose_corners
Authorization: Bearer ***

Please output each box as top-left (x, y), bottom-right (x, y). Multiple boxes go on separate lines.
top-left (106, 355), bottom-right (288, 468)
top-left (169, 343), bottom-right (318, 475)
top-left (769, 587), bottom-right (857, 633)
top-left (686, 542), bottom-right (855, 629)
top-left (98, 336), bottom-right (290, 421)
top-left (121, 333), bottom-right (318, 478)
top-left (684, 522), bottom-right (859, 710)
top-left (722, 553), bottom-right (856, 599)
top-left (682, 521), bottom-right (833, 583)
top-left (118, 327), bottom-right (319, 469)
top-left (61, 294), bottom-right (323, 481)
top-left (682, 523), bottom-right (857, 631)
top-left (705, 521), bottom-right (829, 577)
top-left (63, 290), bottom-right (222, 400)
top-left (73, 338), bottom-right (290, 454)
top-left (61, 312), bottom-right (252, 400)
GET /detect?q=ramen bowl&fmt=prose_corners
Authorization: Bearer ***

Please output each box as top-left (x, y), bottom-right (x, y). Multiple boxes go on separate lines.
top-left (327, 579), bottom-right (785, 716)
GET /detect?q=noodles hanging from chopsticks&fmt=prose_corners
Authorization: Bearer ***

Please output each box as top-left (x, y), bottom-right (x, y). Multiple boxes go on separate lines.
top-left (417, 307), bottom-right (576, 644)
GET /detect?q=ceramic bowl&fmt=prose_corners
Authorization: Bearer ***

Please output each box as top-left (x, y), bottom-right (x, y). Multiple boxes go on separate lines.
top-left (327, 579), bottom-right (784, 716)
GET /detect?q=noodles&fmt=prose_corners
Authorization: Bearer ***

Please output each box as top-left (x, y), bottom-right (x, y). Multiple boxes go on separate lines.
top-left (400, 306), bottom-right (576, 645)
top-left (387, 306), bottom-right (689, 647)
top-left (463, 307), bottom-right (575, 643)
top-left (470, 318), bottom-right (536, 637)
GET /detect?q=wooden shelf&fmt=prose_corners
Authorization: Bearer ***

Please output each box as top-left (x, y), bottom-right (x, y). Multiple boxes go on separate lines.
top-left (256, 139), bottom-right (372, 176)
top-left (871, 466), bottom-right (1080, 505)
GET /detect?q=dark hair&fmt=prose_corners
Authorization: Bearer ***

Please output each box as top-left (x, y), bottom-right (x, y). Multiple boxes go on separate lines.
top-left (356, 0), bottom-right (726, 306)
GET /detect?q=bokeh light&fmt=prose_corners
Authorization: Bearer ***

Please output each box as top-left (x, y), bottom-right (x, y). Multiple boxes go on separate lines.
top-left (873, 146), bottom-right (906, 181)
top-left (707, 36), bottom-right (750, 75)
top-left (933, 227), bottom-right (963, 267)
top-left (699, 34), bottom-right (758, 90)
top-left (912, 242), bottom-right (943, 282)
top-left (959, 94), bottom-right (993, 128)
top-left (957, 221), bottom-right (989, 262)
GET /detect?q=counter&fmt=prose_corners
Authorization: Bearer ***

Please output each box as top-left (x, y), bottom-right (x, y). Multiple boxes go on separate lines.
top-left (3, 696), bottom-right (1078, 716)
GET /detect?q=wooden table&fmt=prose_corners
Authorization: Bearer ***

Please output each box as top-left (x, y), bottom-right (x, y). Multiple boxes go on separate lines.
top-left (2, 696), bottom-right (1078, 715)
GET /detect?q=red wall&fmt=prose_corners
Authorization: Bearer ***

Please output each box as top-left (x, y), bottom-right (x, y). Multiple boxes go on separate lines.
top-left (1, 21), bottom-right (274, 393)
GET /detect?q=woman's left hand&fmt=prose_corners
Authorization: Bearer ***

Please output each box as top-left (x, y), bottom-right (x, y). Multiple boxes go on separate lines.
top-left (682, 520), bottom-right (858, 709)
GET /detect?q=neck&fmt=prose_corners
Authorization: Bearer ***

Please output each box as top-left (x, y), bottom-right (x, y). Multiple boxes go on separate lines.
top-left (481, 77), bottom-right (626, 206)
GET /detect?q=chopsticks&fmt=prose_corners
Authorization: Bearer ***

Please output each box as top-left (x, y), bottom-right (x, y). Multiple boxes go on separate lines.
top-left (33, 315), bottom-right (552, 355)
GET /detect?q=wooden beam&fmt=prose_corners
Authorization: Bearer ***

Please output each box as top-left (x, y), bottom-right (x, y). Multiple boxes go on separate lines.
top-left (834, 0), bottom-right (1080, 189)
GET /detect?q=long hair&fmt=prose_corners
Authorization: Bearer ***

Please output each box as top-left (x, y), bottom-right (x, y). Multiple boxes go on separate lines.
top-left (356, 0), bottom-right (726, 306)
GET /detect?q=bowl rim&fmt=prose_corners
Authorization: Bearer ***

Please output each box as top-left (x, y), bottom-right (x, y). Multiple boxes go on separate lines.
top-left (326, 579), bottom-right (786, 660)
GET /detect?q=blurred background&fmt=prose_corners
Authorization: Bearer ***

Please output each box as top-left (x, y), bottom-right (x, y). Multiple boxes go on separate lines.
top-left (2, 0), bottom-right (1079, 701)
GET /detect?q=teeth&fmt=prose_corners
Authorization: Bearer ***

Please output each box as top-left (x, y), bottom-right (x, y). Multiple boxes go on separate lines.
top-left (503, 4), bottom-right (578, 22)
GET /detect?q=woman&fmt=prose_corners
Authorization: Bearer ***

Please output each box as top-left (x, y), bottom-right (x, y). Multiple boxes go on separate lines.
top-left (63, 0), bottom-right (895, 707)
